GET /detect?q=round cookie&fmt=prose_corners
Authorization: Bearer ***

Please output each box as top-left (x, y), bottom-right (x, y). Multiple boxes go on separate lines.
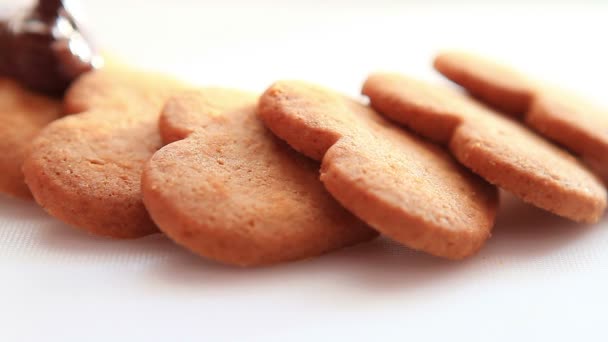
top-left (434, 51), bottom-right (608, 184)
top-left (363, 73), bottom-right (606, 223)
top-left (0, 78), bottom-right (61, 199)
top-left (433, 51), bottom-right (534, 115)
top-left (23, 67), bottom-right (187, 238)
top-left (142, 90), bottom-right (377, 266)
top-left (158, 88), bottom-right (257, 144)
top-left (258, 80), bottom-right (498, 260)
top-left (527, 90), bottom-right (608, 184)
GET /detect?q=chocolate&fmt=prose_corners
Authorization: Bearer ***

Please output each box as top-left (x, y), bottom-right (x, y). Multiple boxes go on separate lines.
top-left (0, 0), bottom-right (102, 96)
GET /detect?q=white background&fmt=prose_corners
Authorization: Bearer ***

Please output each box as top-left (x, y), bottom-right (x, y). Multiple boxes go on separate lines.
top-left (2, 1), bottom-right (608, 341)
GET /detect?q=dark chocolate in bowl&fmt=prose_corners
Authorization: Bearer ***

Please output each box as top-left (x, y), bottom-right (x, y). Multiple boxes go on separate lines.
top-left (0, 0), bottom-right (102, 96)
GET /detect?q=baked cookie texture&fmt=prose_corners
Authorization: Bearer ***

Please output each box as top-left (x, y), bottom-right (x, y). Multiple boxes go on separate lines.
top-left (434, 51), bottom-right (608, 184)
top-left (22, 67), bottom-right (187, 238)
top-left (258, 80), bottom-right (498, 260)
top-left (0, 78), bottom-right (62, 199)
top-left (158, 88), bottom-right (255, 144)
top-left (363, 73), bottom-right (607, 223)
top-left (142, 89), bottom-right (377, 266)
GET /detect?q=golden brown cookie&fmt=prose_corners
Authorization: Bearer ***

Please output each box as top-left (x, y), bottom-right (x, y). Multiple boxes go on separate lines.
top-left (434, 51), bottom-right (608, 184)
top-left (258, 80), bottom-right (498, 260)
top-left (0, 78), bottom-right (61, 199)
top-left (142, 89), bottom-right (377, 266)
top-left (158, 88), bottom-right (255, 144)
top-left (22, 67), bottom-right (187, 238)
top-left (363, 73), bottom-right (607, 223)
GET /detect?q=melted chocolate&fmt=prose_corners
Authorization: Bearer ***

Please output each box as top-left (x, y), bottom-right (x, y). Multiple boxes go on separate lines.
top-left (0, 0), bottom-right (101, 96)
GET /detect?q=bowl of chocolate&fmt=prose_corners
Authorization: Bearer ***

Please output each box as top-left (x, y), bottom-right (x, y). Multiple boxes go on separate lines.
top-left (0, 0), bottom-right (101, 96)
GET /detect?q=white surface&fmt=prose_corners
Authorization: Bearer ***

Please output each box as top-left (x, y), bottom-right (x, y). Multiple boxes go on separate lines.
top-left (2, 1), bottom-right (608, 341)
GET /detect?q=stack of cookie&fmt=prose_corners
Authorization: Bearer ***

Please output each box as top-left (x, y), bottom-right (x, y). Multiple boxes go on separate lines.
top-left (3, 2), bottom-right (607, 267)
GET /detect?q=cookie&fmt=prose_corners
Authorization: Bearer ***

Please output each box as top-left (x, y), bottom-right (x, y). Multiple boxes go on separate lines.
top-left (363, 73), bottom-right (607, 223)
top-left (258, 81), bottom-right (498, 259)
top-left (434, 51), bottom-right (608, 183)
top-left (528, 90), bottom-right (608, 183)
top-left (142, 89), bottom-right (377, 266)
top-left (22, 66), bottom-right (187, 238)
top-left (158, 88), bottom-right (255, 144)
top-left (0, 78), bottom-right (61, 199)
